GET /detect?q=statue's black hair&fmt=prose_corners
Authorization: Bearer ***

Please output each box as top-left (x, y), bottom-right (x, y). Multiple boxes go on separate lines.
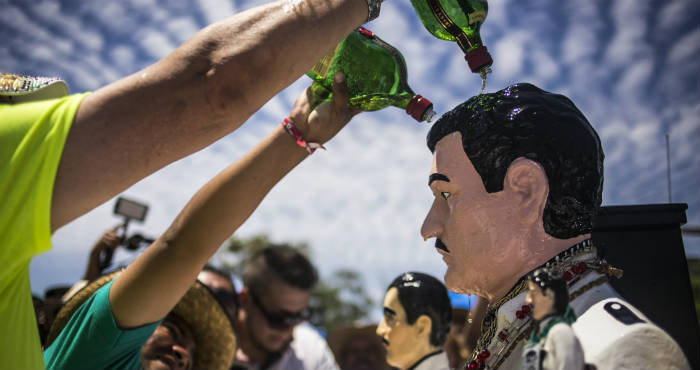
top-left (387, 272), bottom-right (451, 347)
top-left (427, 83), bottom-right (604, 238)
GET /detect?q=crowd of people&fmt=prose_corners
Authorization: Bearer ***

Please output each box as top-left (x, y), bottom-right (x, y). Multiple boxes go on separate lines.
top-left (1, 0), bottom-right (693, 368)
top-left (32, 227), bottom-right (475, 370)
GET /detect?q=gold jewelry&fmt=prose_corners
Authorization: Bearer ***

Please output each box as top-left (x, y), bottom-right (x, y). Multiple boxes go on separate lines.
top-left (465, 239), bottom-right (619, 370)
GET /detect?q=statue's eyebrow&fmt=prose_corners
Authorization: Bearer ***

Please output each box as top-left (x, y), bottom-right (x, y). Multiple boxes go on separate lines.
top-left (429, 173), bottom-right (450, 186)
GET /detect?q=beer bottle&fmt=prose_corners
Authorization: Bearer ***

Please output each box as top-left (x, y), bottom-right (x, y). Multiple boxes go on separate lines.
top-left (307, 27), bottom-right (436, 123)
top-left (410, 0), bottom-right (493, 75)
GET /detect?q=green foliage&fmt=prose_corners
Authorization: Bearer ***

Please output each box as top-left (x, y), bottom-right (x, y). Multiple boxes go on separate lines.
top-left (217, 234), bottom-right (372, 333)
top-left (308, 269), bottom-right (374, 334)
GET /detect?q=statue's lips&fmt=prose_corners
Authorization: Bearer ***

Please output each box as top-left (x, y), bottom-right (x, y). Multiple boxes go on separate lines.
top-left (435, 238), bottom-right (449, 252)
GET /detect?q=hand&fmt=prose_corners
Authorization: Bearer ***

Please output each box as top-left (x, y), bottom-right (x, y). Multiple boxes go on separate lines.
top-left (93, 225), bottom-right (123, 254)
top-left (289, 72), bottom-right (361, 146)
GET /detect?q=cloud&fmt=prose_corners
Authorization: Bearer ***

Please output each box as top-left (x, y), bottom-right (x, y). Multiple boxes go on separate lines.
top-left (668, 29), bottom-right (700, 66)
top-left (605, 0), bottom-right (651, 67)
top-left (614, 59), bottom-right (654, 103)
top-left (657, 1), bottom-right (692, 34)
top-left (110, 45), bottom-right (138, 71)
top-left (166, 17), bottom-right (201, 43)
top-left (492, 31), bottom-right (528, 80)
top-left (5, 0), bottom-right (698, 316)
top-left (138, 28), bottom-right (178, 59)
top-left (196, 0), bottom-right (236, 24)
top-left (560, 2), bottom-right (602, 65)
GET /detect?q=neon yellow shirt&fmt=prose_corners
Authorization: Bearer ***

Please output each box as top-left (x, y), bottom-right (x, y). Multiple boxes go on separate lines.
top-left (0, 93), bottom-right (89, 370)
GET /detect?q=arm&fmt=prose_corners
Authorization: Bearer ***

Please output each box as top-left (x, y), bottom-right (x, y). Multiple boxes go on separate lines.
top-left (83, 227), bottom-right (123, 281)
top-left (109, 74), bottom-right (358, 328)
top-left (51, 0), bottom-right (370, 231)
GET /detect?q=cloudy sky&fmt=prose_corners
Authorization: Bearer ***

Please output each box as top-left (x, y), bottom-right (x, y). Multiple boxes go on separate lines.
top-left (3, 0), bottom-right (698, 320)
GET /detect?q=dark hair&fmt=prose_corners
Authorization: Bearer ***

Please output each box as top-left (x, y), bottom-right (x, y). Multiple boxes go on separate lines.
top-left (202, 263), bottom-right (239, 310)
top-left (203, 263), bottom-right (235, 285)
top-left (243, 244), bottom-right (318, 294)
top-left (388, 272), bottom-right (451, 347)
top-left (528, 267), bottom-right (569, 315)
top-left (426, 83), bottom-right (604, 238)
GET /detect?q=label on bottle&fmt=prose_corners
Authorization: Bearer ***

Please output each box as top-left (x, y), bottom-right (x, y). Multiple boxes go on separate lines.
top-left (309, 44), bottom-right (341, 78)
top-left (426, 0), bottom-right (473, 52)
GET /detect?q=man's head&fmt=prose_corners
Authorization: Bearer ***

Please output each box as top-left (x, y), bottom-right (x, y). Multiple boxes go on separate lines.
top-left (48, 272), bottom-right (236, 370)
top-left (376, 272), bottom-right (451, 370)
top-left (525, 267), bottom-right (569, 321)
top-left (198, 264), bottom-right (238, 319)
top-left (239, 245), bottom-right (318, 354)
top-left (421, 83), bottom-right (603, 299)
top-left (141, 314), bottom-right (196, 370)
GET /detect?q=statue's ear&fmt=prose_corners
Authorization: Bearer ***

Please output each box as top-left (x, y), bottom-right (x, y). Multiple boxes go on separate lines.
top-left (503, 157), bottom-right (549, 225)
top-left (415, 314), bottom-right (433, 341)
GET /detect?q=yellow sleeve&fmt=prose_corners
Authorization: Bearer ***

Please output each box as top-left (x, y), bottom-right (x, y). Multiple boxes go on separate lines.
top-left (0, 93), bottom-right (89, 370)
top-left (0, 93), bottom-right (89, 273)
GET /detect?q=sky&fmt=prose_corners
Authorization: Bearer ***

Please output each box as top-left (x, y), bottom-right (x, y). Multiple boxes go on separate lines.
top-left (2, 0), bottom-right (698, 322)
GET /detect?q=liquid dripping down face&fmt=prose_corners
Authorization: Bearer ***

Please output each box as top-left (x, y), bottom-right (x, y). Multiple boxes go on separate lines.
top-left (420, 132), bottom-right (524, 299)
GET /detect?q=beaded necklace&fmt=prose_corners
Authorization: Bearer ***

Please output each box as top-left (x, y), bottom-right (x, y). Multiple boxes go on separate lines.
top-left (464, 239), bottom-right (621, 370)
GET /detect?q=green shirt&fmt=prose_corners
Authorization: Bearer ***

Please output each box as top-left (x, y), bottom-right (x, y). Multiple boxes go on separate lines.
top-left (0, 93), bottom-right (88, 370)
top-left (44, 280), bottom-right (162, 370)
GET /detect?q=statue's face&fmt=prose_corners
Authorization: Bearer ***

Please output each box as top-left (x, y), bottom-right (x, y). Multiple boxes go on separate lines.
top-left (421, 132), bottom-right (522, 299)
top-left (525, 281), bottom-right (555, 321)
top-left (376, 287), bottom-right (427, 370)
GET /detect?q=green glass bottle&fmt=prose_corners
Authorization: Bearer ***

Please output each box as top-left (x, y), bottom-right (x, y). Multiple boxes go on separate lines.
top-left (410, 0), bottom-right (493, 75)
top-left (307, 27), bottom-right (436, 123)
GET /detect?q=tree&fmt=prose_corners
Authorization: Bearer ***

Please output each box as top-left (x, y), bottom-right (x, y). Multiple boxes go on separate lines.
top-left (215, 234), bottom-right (372, 334)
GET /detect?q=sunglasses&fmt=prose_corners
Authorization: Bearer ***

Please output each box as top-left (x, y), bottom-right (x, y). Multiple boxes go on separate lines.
top-left (248, 289), bottom-right (310, 330)
top-left (210, 288), bottom-right (239, 309)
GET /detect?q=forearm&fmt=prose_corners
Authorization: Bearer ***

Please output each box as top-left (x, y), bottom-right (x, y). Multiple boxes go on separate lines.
top-left (109, 125), bottom-right (308, 328)
top-left (83, 247), bottom-right (104, 281)
top-left (164, 125), bottom-right (307, 253)
top-left (53, 0), bottom-right (366, 230)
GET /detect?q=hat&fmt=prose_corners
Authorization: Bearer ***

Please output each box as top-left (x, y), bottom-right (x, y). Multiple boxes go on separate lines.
top-left (46, 271), bottom-right (237, 369)
top-left (328, 324), bottom-right (389, 369)
top-left (0, 73), bottom-right (68, 103)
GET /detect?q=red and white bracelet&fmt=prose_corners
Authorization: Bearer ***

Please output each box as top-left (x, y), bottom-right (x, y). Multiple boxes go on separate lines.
top-left (281, 117), bottom-right (325, 154)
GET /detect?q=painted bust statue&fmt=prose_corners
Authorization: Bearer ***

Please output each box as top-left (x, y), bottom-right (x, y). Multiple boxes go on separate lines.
top-left (376, 272), bottom-right (452, 370)
top-left (522, 267), bottom-right (583, 370)
top-left (420, 83), bottom-right (690, 369)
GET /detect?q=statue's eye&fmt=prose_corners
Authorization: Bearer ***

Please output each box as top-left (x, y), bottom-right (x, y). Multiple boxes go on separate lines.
top-left (440, 192), bottom-right (451, 200)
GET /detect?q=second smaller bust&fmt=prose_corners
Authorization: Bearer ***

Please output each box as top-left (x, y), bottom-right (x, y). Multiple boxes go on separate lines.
top-left (377, 272), bottom-right (452, 370)
top-left (523, 267), bottom-right (585, 370)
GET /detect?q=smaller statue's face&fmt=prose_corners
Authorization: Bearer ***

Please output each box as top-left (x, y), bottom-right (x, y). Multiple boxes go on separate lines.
top-left (376, 287), bottom-right (426, 370)
top-left (525, 281), bottom-right (556, 321)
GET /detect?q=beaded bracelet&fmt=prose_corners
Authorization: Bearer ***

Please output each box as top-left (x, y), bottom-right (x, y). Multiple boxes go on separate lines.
top-left (281, 117), bottom-right (325, 154)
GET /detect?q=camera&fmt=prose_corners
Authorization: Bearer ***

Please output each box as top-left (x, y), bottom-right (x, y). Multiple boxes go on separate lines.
top-left (113, 197), bottom-right (148, 222)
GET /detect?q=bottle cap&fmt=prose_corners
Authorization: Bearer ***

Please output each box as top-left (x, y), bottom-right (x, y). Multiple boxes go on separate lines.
top-left (358, 27), bottom-right (375, 38)
top-left (464, 45), bottom-right (493, 73)
top-left (406, 95), bottom-right (434, 122)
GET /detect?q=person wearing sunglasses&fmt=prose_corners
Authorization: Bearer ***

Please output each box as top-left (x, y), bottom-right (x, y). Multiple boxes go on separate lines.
top-left (231, 245), bottom-right (340, 370)
top-left (198, 264), bottom-right (240, 321)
